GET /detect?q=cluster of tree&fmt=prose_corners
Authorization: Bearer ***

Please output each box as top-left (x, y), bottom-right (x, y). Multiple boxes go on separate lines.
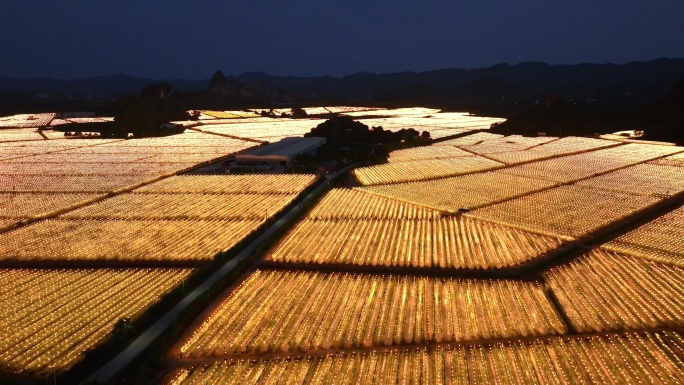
top-left (305, 116), bottom-right (429, 146)
top-left (490, 75), bottom-right (684, 144)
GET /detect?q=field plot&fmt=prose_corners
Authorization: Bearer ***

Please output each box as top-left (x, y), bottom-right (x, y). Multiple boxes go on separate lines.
top-left (179, 270), bottom-right (565, 357)
top-left (168, 331), bottom-right (684, 385)
top-left (0, 174), bottom-right (154, 193)
top-left (0, 113), bottom-right (55, 128)
top-left (486, 136), bottom-right (617, 164)
top-left (500, 143), bottom-right (684, 183)
top-left (602, 206), bottom-right (684, 266)
top-left (466, 185), bottom-right (660, 239)
top-left (136, 174), bottom-right (318, 194)
top-left (434, 132), bottom-right (504, 146)
top-left (458, 135), bottom-right (557, 155)
top-left (306, 189), bottom-right (440, 220)
top-left (64, 192), bottom-right (300, 220)
top-left (649, 151), bottom-right (684, 168)
top-left (4, 151), bottom-right (156, 163)
top-left (353, 156), bottom-right (504, 185)
top-left (361, 171), bottom-right (557, 212)
top-left (0, 268), bottom-right (192, 375)
top-left (267, 217), bottom-right (564, 269)
top-left (0, 139), bottom-right (123, 160)
top-left (386, 146), bottom-right (473, 163)
top-left (0, 161), bottom-right (195, 176)
top-left (199, 110), bottom-right (260, 119)
top-left (0, 192), bottom-right (104, 220)
top-left (0, 128), bottom-right (45, 143)
top-left (545, 249), bottom-right (684, 333)
top-left (196, 120), bottom-right (325, 142)
top-left (0, 219), bottom-right (262, 263)
top-left (577, 163), bottom-right (684, 197)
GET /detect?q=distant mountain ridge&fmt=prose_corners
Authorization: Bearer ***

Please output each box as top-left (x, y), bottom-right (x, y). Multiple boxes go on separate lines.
top-left (2, 58), bottom-right (684, 102)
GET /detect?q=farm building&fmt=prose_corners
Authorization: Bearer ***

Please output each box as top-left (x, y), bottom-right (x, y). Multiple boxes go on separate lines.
top-left (235, 137), bottom-right (325, 167)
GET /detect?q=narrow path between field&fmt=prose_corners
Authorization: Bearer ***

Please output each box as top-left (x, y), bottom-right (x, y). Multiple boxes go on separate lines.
top-left (84, 165), bottom-right (357, 383)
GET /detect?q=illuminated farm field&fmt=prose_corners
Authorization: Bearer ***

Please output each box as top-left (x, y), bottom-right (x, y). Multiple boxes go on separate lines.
top-left (602, 206), bottom-right (684, 266)
top-left (386, 145), bottom-right (473, 163)
top-left (0, 268), bottom-right (192, 375)
top-left (168, 331), bottom-right (684, 385)
top-left (577, 163), bottom-right (684, 197)
top-left (0, 192), bottom-right (105, 229)
top-left (466, 185), bottom-right (660, 240)
top-left (179, 270), bottom-right (565, 357)
top-left (545, 249), bottom-right (684, 332)
top-left (305, 188), bottom-right (440, 220)
top-left (0, 218), bottom-right (263, 263)
top-left (361, 171), bottom-right (558, 212)
top-left (499, 143), bottom-right (684, 183)
top-left (267, 217), bottom-right (563, 269)
top-left (136, 174), bottom-right (318, 194)
top-left (0, 174), bottom-right (156, 193)
top-left (353, 155), bottom-right (504, 185)
top-left (63, 192), bottom-right (301, 220)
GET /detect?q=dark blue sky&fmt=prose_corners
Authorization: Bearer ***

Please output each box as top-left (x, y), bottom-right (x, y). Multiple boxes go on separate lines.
top-left (2, 1), bottom-right (683, 79)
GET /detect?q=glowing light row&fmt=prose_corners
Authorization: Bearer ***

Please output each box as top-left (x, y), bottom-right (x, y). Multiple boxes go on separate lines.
top-left (0, 192), bottom-right (105, 219)
top-left (500, 143), bottom-right (684, 183)
top-left (170, 331), bottom-right (684, 384)
top-left (64, 192), bottom-right (299, 220)
top-left (0, 161), bottom-right (196, 176)
top-left (0, 218), bottom-right (262, 262)
top-left (353, 156), bottom-right (504, 185)
top-left (361, 171), bottom-right (557, 213)
top-left (0, 268), bottom-right (192, 375)
top-left (546, 249), bottom-right (684, 332)
top-left (0, 174), bottom-right (154, 193)
top-left (578, 163), bottom-right (684, 197)
top-left (458, 135), bottom-right (558, 155)
top-left (483, 136), bottom-right (617, 164)
top-left (467, 185), bottom-right (660, 240)
top-left (137, 174), bottom-right (318, 194)
top-left (180, 270), bottom-right (565, 357)
top-left (267, 217), bottom-right (563, 269)
top-left (603, 205), bottom-right (684, 267)
top-left (0, 113), bottom-right (56, 128)
top-left (386, 146), bottom-right (473, 163)
top-left (305, 189), bottom-right (440, 220)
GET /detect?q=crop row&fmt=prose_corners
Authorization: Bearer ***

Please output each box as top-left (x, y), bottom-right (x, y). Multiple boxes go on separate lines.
top-left (0, 192), bottom-right (104, 219)
top-left (180, 270), bottom-right (565, 357)
top-left (268, 217), bottom-right (563, 269)
top-left (457, 134), bottom-right (557, 155)
top-left (196, 120), bottom-right (325, 142)
top-left (0, 218), bottom-right (262, 262)
top-left (484, 136), bottom-right (618, 164)
top-left (386, 146), bottom-right (473, 163)
top-left (0, 161), bottom-right (196, 176)
top-left (578, 163), bottom-right (684, 197)
top-left (467, 185), bottom-right (660, 239)
top-left (306, 189), bottom-right (440, 220)
top-left (545, 249), bottom-right (684, 332)
top-left (361, 171), bottom-right (557, 213)
top-left (0, 174), bottom-right (154, 193)
top-left (649, 151), bottom-right (684, 168)
top-left (0, 113), bottom-right (56, 128)
top-left (137, 174), bottom-right (318, 194)
top-left (64, 192), bottom-right (298, 220)
top-left (603, 206), bottom-right (684, 267)
top-left (354, 156), bottom-right (504, 186)
top-left (0, 268), bottom-right (192, 375)
top-left (500, 143), bottom-right (683, 183)
top-left (169, 331), bottom-right (684, 385)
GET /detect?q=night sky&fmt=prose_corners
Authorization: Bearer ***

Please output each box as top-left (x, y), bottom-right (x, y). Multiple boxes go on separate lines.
top-left (2, 1), bottom-right (684, 79)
